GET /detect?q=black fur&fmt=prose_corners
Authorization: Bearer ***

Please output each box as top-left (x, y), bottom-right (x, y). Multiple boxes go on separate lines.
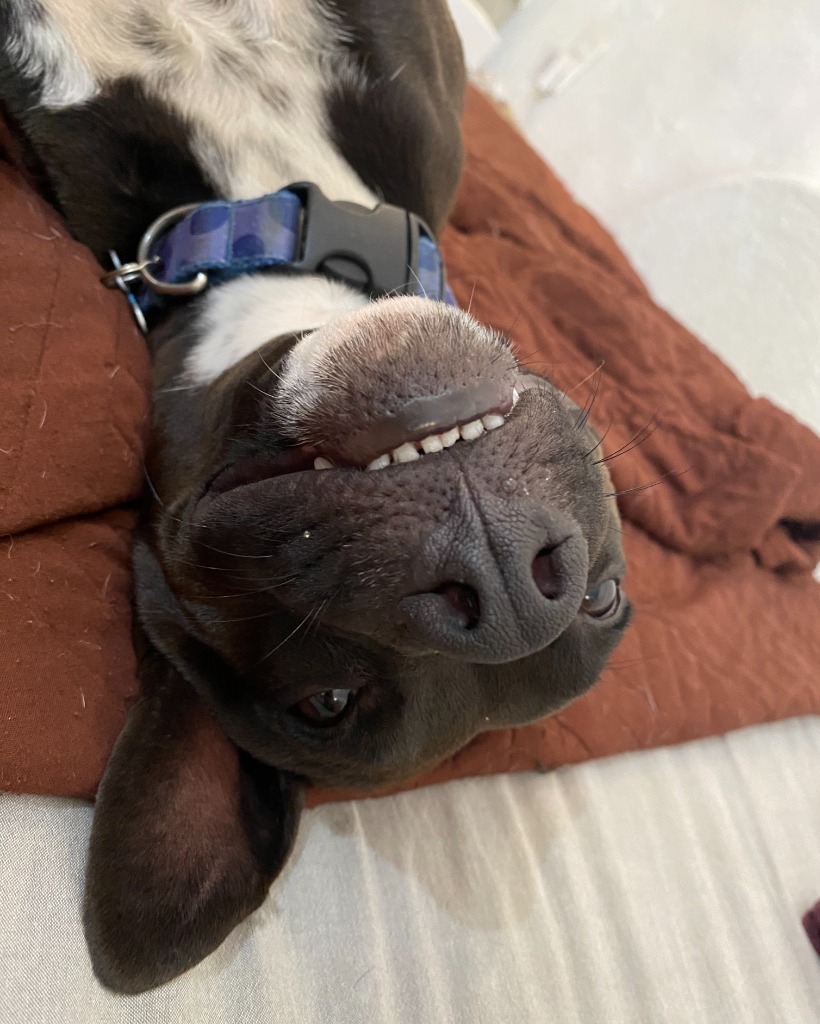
top-left (83, 623), bottom-right (304, 993)
top-left (323, 0), bottom-right (466, 231)
top-left (7, 78), bottom-right (216, 259)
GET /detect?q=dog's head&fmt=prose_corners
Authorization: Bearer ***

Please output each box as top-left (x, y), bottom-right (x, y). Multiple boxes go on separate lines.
top-left (156, 296), bottom-right (629, 782)
top-left (85, 296), bottom-right (630, 992)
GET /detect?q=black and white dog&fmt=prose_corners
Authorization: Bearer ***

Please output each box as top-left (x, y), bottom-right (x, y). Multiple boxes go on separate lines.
top-left (1, 0), bottom-right (630, 994)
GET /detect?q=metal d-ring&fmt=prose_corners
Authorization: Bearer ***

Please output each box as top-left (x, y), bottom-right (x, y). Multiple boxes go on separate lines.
top-left (100, 254), bottom-right (160, 289)
top-left (135, 203), bottom-right (209, 296)
top-left (102, 250), bottom-right (149, 334)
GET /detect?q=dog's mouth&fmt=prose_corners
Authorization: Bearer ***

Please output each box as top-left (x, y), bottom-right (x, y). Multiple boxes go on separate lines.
top-left (316, 380), bottom-right (520, 471)
top-left (201, 298), bottom-right (541, 501)
top-left (208, 379), bottom-right (523, 497)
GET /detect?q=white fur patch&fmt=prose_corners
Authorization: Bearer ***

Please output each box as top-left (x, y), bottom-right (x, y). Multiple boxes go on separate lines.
top-left (282, 295), bottom-right (440, 386)
top-left (6, 3), bottom-right (97, 106)
top-left (188, 274), bottom-right (369, 384)
top-left (9, 0), bottom-right (376, 205)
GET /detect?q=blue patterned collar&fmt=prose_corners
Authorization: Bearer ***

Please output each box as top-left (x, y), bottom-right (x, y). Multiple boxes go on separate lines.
top-left (103, 182), bottom-right (455, 332)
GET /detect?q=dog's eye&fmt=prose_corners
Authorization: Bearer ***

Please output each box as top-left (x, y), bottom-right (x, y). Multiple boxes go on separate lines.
top-left (294, 688), bottom-right (355, 725)
top-left (581, 579), bottom-right (621, 619)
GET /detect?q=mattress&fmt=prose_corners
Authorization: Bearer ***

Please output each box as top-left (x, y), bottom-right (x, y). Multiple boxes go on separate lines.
top-left (2, 716), bottom-right (819, 1023)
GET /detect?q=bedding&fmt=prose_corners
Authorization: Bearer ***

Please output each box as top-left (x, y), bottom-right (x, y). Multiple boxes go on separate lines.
top-left (1, 87), bottom-right (819, 804)
top-left (2, 716), bottom-right (820, 1023)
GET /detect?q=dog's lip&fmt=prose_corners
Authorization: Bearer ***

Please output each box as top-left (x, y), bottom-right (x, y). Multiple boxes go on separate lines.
top-left (205, 379), bottom-right (526, 499)
top-left (206, 447), bottom-right (320, 496)
top-left (319, 378), bottom-right (517, 469)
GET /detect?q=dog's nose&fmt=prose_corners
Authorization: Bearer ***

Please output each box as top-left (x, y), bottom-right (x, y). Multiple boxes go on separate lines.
top-left (399, 518), bottom-right (589, 664)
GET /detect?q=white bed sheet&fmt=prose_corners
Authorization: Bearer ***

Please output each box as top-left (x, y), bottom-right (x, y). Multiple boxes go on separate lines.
top-left (2, 717), bottom-right (820, 1023)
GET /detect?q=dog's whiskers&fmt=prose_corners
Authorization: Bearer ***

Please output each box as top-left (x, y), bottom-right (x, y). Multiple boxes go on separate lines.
top-left (254, 599), bottom-right (327, 665)
top-left (574, 361), bottom-right (605, 432)
top-left (143, 465), bottom-right (165, 507)
top-left (583, 416), bottom-right (614, 459)
top-left (257, 349), bottom-right (284, 382)
top-left (170, 557), bottom-right (247, 573)
top-left (196, 542), bottom-right (276, 560)
top-left (304, 595), bottom-right (331, 639)
top-left (246, 379), bottom-right (278, 400)
top-left (605, 466), bottom-right (691, 499)
top-left (594, 413), bottom-right (658, 466)
top-left (505, 309), bottom-right (524, 339)
top-left (604, 652), bottom-right (668, 670)
top-left (219, 609), bottom-right (284, 624)
top-left (466, 281), bottom-right (478, 317)
top-left (603, 520), bottom-right (658, 551)
top-left (566, 359), bottom-right (605, 396)
top-left (154, 383), bottom-right (203, 394)
top-left (407, 265), bottom-right (429, 300)
top-left (203, 576), bottom-right (300, 600)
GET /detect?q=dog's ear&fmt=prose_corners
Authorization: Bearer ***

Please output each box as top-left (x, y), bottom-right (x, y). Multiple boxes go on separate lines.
top-left (83, 633), bottom-right (304, 994)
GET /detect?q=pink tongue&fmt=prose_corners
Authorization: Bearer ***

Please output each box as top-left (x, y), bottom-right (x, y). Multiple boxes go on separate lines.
top-left (322, 379), bottom-right (514, 466)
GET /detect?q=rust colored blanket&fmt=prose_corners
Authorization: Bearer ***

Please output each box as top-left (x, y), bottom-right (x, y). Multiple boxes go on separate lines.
top-left (1, 88), bottom-right (819, 805)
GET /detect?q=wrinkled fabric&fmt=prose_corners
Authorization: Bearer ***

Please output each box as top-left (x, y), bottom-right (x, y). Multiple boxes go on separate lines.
top-left (1, 88), bottom-right (818, 804)
top-left (4, 718), bottom-right (820, 1023)
top-left (0, 112), bottom-right (150, 798)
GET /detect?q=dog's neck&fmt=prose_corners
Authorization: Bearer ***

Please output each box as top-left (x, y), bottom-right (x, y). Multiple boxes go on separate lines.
top-left (3, 0), bottom-right (464, 381)
top-left (189, 275), bottom-right (368, 384)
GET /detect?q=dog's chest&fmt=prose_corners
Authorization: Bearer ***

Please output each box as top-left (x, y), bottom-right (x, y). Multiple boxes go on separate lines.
top-left (7, 0), bottom-right (373, 203)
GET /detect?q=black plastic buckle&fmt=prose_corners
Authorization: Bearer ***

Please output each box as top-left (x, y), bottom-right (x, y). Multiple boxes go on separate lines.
top-left (287, 181), bottom-right (440, 298)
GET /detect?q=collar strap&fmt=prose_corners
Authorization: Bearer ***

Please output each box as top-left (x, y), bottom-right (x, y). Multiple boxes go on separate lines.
top-left (104, 182), bottom-right (455, 331)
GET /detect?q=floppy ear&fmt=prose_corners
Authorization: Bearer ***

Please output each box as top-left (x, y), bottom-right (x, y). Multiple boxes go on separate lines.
top-left (83, 632), bottom-right (304, 994)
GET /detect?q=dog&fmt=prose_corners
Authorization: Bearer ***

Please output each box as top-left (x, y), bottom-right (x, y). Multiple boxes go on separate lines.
top-left (1, 0), bottom-right (631, 993)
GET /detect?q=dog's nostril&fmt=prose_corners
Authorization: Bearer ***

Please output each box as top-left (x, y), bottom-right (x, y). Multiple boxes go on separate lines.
top-left (532, 547), bottom-right (561, 600)
top-left (434, 582), bottom-right (481, 630)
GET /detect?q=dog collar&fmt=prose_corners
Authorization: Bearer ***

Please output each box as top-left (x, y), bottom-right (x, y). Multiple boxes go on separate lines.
top-left (103, 182), bottom-right (455, 332)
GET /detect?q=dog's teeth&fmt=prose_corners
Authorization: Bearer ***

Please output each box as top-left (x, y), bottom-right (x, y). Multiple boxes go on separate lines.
top-left (460, 419), bottom-right (485, 441)
top-left (393, 442), bottom-right (420, 463)
top-left (366, 453), bottom-right (391, 471)
top-left (368, 418), bottom-right (502, 469)
top-left (482, 413), bottom-right (505, 431)
top-left (420, 434), bottom-right (444, 454)
top-left (314, 457), bottom-right (334, 470)
top-left (512, 387), bottom-right (520, 407)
